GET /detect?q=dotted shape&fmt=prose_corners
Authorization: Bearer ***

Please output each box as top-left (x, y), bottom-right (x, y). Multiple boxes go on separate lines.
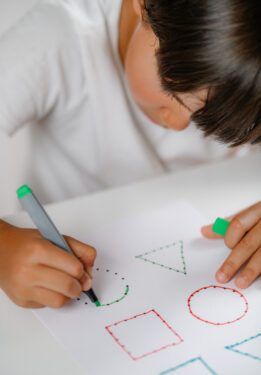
top-left (106, 309), bottom-right (183, 361)
top-left (76, 267), bottom-right (129, 307)
top-left (99, 285), bottom-right (129, 307)
top-left (135, 241), bottom-right (186, 275)
top-left (159, 356), bottom-right (218, 375)
top-left (225, 333), bottom-right (261, 361)
top-left (187, 285), bottom-right (248, 325)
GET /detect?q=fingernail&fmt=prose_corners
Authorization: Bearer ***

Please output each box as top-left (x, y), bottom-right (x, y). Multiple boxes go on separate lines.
top-left (236, 276), bottom-right (248, 289)
top-left (216, 271), bottom-right (228, 283)
top-left (82, 275), bottom-right (92, 291)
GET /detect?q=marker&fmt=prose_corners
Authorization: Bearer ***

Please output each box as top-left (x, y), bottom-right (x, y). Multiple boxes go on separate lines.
top-left (212, 217), bottom-right (230, 237)
top-left (17, 185), bottom-right (100, 306)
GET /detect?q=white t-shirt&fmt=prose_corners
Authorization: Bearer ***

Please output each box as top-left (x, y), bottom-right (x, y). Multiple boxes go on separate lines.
top-left (0, 0), bottom-right (239, 204)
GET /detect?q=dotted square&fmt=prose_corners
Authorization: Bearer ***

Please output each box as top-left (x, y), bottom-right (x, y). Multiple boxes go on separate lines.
top-left (106, 309), bottom-right (183, 360)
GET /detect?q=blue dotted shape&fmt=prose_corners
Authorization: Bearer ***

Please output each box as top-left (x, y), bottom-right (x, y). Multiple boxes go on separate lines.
top-left (159, 356), bottom-right (218, 375)
top-left (225, 333), bottom-right (261, 361)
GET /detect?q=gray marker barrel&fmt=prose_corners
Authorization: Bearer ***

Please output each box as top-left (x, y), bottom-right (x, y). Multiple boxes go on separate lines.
top-left (18, 186), bottom-right (71, 252)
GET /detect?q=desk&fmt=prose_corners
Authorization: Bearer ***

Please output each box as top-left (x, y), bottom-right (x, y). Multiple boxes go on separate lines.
top-left (1, 151), bottom-right (261, 375)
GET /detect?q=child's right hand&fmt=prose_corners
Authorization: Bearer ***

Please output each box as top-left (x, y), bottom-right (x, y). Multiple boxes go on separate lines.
top-left (0, 220), bottom-right (96, 308)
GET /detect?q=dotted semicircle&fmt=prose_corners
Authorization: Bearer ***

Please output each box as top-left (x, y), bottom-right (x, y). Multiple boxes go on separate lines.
top-left (99, 285), bottom-right (130, 307)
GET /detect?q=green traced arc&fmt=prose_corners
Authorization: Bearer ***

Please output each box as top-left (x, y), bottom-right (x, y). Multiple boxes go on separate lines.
top-left (98, 285), bottom-right (130, 307)
top-left (135, 241), bottom-right (187, 275)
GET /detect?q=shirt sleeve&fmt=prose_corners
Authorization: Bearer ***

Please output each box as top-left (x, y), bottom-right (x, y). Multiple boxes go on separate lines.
top-left (0, 1), bottom-right (86, 136)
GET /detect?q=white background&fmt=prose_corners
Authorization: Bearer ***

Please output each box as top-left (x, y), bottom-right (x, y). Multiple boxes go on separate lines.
top-left (0, 0), bottom-right (38, 217)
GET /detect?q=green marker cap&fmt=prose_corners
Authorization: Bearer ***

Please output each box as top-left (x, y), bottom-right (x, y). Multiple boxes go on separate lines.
top-left (16, 185), bottom-right (32, 199)
top-left (213, 217), bottom-right (230, 237)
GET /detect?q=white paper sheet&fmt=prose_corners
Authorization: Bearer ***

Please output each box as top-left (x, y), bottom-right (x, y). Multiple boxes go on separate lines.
top-left (34, 201), bottom-right (261, 375)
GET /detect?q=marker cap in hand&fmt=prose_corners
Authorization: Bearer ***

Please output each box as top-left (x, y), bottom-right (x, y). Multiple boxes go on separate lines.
top-left (17, 184), bottom-right (32, 198)
top-left (212, 217), bottom-right (230, 236)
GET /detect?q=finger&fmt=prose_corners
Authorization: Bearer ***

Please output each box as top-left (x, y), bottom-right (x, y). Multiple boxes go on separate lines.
top-left (4, 291), bottom-right (44, 309)
top-left (30, 239), bottom-right (85, 280)
top-left (225, 202), bottom-right (261, 248)
top-left (32, 286), bottom-right (71, 309)
top-left (80, 272), bottom-right (93, 291)
top-left (64, 236), bottom-right (97, 273)
top-left (18, 300), bottom-right (44, 308)
top-left (235, 247), bottom-right (261, 289)
top-left (201, 225), bottom-right (224, 239)
top-left (33, 265), bottom-right (84, 299)
top-left (26, 302), bottom-right (44, 308)
top-left (86, 266), bottom-right (94, 279)
top-left (216, 220), bottom-right (261, 283)
top-left (201, 215), bottom-right (234, 239)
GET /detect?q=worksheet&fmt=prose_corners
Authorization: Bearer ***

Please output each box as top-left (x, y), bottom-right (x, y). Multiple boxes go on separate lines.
top-left (34, 201), bottom-right (261, 375)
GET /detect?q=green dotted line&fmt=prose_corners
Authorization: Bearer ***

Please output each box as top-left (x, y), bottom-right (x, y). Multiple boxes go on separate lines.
top-left (99, 285), bottom-right (130, 307)
top-left (135, 241), bottom-right (187, 275)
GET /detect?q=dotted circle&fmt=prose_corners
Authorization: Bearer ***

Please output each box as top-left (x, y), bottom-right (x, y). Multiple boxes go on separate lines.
top-left (76, 267), bottom-right (129, 307)
top-left (187, 285), bottom-right (248, 325)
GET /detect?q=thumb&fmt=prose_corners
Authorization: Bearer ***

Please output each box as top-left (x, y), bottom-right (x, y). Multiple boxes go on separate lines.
top-left (64, 236), bottom-right (97, 277)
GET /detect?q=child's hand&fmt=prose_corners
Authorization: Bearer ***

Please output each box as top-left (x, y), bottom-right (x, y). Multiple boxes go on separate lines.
top-left (0, 220), bottom-right (96, 308)
top-left (201, 202), bottom-right (261, 289)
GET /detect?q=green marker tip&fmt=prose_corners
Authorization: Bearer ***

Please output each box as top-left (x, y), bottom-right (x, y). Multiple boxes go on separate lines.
top-left (95, 300), bottom-right (101, 307)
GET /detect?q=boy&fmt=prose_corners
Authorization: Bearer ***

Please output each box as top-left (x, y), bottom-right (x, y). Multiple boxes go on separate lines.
top-left (0, 0), bottom-right (260, 308)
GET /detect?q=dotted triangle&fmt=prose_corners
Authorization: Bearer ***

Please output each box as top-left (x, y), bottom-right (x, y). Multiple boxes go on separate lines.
top-left (159, 356), bottom-right (217, 374)
top-left (225, 333), bottom-right (261, 361)
top-left (135, 241), bottom-right (187, 275)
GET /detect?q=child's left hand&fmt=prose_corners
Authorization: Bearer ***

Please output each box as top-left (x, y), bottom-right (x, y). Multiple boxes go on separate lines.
top-left (201, 201), bottom-right (261, 289)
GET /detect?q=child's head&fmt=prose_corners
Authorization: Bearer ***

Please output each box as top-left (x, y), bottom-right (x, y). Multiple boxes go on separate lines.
top-left (125, 0), bottom-right (261, 146)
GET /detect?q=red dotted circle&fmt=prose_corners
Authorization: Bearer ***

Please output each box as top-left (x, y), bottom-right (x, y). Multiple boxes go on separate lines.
top-left (187, 285), bottom-right (248, 325)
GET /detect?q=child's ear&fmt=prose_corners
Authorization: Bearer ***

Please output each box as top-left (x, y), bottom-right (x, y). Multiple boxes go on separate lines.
top-left (132, 0), bottom-right (145, 17)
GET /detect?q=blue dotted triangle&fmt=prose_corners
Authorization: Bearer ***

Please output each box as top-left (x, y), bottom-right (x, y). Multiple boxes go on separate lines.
top-left (159, 356), bottom-right (217, 374)
top-left (225, 333), bottom-right (261, 361)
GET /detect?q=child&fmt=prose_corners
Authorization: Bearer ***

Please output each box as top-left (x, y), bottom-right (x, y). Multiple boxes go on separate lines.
top-left (0, 0), bottom-right (260, 308)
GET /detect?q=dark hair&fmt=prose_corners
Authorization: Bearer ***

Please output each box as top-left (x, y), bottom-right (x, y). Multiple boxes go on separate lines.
top-left (144, 0), bottom-right (261, 146)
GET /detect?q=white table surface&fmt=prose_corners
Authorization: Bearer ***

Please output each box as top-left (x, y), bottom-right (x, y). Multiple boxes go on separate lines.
top-left (1, 151), bottom-right (261, 375)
